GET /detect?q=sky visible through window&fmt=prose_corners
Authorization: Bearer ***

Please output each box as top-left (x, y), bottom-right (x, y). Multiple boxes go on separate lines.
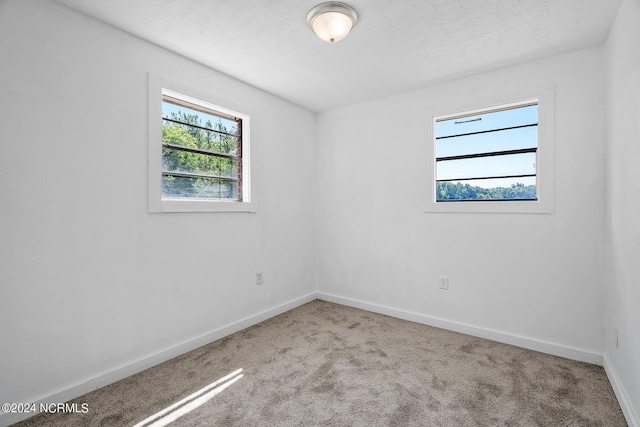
top-left (435, 104), bottom-right (538, 199)
top-left (162, 102), bottom-right (238, 134)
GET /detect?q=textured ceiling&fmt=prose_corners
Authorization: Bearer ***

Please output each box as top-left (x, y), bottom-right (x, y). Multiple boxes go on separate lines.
top-left (54, 0), bottom-right (621, 112)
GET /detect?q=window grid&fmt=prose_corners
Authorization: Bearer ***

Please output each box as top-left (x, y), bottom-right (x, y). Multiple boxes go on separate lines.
top-left (161, 94), bottom-right (243, 202)
top-left (435, 102), bottom-right (538, 202)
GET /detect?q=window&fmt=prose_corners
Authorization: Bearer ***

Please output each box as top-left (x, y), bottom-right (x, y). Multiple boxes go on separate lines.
top-left (162, 92), bottom-right (243, 201)
top-left (148, 74), bottom-right (254, 213)
top-left (427, 86), bottom-right (554, 214)
top-left (435, 102), bottom-right (538, 202)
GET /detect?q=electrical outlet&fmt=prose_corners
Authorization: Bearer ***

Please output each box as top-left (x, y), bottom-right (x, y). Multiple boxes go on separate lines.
top-left (256, 272), bottom-right (263, 285)
top-left (613, 325), bottom-right (619, 348)
top-left (439, 275), bottom-right (449, 290)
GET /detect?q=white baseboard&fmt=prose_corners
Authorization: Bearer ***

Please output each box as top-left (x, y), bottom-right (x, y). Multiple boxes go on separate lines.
top-left (317, 292), bottom-right (603, 365)
top-left (604, 355), bottom-right (640, 427)
top-left (0, 293), bottom-right (316, 427)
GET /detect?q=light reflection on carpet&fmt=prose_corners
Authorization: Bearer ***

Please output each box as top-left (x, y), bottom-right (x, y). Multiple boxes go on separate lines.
top-left (132, 368), bottom-right (243, 427)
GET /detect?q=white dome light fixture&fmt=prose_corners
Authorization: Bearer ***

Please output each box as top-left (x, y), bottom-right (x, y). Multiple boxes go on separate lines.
top-left (307, 2), bottom-right (358, 43)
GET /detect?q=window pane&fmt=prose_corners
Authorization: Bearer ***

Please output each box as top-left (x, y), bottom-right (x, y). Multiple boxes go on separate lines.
top-left (453, 176), bottom-right (536, 188)
top-left (162, 120), bottom-right (239, 156)
top-left (436, 179), bottom-right (536, 201)
top-left (436, 104), bottom-right (537, 138)
top-left (157, 88), bottom-right (247, 206)
top-left (162, 100), bottom-right (238, 136)
top-left (162, 148), bottom-right (238, 179)
top-left (162, 175), bottom-right (237, 199)
top-left (437, 152), bottom-right (536, 181)
top-left (436, 125), bottom-right (537, 158)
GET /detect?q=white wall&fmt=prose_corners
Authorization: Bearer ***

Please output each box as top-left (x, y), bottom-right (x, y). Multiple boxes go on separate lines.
top-left (315, 47), bottom-right (607, 361)
top-left (0, 0), bottom-right (316, 416)
top-left (604, 0), bottom-right (640, 423)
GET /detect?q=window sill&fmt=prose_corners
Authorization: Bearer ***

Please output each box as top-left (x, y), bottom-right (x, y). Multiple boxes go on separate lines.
top-left (151, 199), bottom-right (256, 213)
top-left (426, 199), bottom-right (552, 214)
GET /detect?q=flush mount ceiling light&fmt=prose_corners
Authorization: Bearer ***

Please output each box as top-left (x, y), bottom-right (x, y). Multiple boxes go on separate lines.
top-left (307, 2), bottom-right (358, 43)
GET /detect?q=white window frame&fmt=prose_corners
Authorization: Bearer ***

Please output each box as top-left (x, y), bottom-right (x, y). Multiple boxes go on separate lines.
top-left (425, 85), bottom-right (554, 214)
top-left (148, 73), bottom-right (256, 213)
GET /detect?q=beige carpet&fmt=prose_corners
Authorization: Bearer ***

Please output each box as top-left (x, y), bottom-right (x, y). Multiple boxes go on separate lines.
top-left (14, 300), bottom-right (626, 426)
